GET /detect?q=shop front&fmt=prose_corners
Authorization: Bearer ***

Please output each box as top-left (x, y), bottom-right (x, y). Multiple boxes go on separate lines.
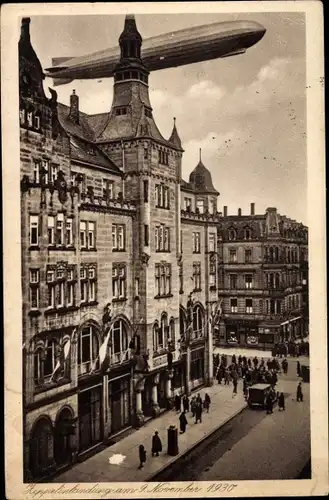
top-left (225, 321), bottom-right (259, 347)
top-left (190, 346), bottom-right (205, 390)
top-left (141, 374), bottom-right (153, 417)
top-left (171, 360), bottom-right (185, 395)
top-left (157, 371), bottom-right (167, 409)
top-left (108, 374), bottom-right (131, 435)
top-left (78, 384), bottom-right (103, 454)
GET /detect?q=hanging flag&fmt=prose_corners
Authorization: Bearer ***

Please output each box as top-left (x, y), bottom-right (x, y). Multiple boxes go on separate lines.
top-left (120, 348), bottom-right (130, 364)
top-left (63, 338), bottom-right (71, 360)
top-left (90, 322), bottom-right (114, 372)
top-left (49, 359), bottom-right (60, 383)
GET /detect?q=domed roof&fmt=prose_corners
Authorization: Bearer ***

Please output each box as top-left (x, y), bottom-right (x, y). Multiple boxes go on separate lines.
top-left (189, 152), bottom-right (219, 195)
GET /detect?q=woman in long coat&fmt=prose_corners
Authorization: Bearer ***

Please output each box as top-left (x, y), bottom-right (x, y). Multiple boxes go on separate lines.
top-left (151, 431), bottom-right (162, 457)
top-left (204, 393), bottom-right (211, 413)
top-left (297, 361), bottom-right (301, 377)
top-left (278, 392), bottom-right (285, 411)
top-left (175, 394), bottom-right (181, 412)
top-left (179, 410), bottom-right (188, 433)
top-left (183, 395), bottom-right (189, 413)
top-left (138, 445), bottom-right (147, 469)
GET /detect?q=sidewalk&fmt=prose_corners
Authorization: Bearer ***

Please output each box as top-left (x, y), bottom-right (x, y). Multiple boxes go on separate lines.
top-left (55, 383), bottom-right (247, 483)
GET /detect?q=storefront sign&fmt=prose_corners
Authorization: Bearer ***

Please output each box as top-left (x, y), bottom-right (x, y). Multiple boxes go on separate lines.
top-left (153, 351), bottom-right (176, 368)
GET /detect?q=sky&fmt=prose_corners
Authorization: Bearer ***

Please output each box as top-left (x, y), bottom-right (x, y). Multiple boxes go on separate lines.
top-left (27, 12), bottom-right (307, 224)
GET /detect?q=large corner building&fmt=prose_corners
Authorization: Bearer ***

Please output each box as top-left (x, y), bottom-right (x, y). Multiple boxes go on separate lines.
top-left (19, 16), bottom-right (308, 481)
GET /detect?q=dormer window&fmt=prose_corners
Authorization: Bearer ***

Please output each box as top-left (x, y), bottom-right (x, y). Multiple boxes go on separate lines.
top-left (115, 107), bottom-right (127, 116)
top-left (196, 199), bottom-right (204, 214)
top-left (229, 229), bottom-right (236, 241)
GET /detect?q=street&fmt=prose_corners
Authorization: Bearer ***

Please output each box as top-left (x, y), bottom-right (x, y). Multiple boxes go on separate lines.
top-left (152, 358), bottom-right (310, 481)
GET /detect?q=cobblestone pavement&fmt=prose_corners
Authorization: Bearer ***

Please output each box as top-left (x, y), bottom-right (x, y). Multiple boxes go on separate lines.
top-left (55, 383), bottom-right (247, 483)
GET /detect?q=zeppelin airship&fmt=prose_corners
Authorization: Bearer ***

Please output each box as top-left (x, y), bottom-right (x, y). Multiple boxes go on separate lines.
top-left (46, 19), bottom-right (266, 86)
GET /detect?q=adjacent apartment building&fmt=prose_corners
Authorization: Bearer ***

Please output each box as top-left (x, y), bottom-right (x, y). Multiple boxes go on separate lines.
top-left (216, 205), bottom-right (308, 348)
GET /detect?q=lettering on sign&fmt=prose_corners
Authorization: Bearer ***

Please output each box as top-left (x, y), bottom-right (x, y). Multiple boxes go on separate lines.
top-left (153, 351), bottom-right (176, 367)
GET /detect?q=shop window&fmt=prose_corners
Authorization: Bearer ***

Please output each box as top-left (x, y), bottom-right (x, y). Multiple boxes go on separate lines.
top-left (77, 326), bottom-right (99, 376)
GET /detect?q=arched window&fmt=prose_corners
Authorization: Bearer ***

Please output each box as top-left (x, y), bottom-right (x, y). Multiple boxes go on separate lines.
top-left (169, 318), bottom-right (175, 344)
top-left (274, 247), bottom-right (279, 262)
top-left (244, 228), bottom-right (251, 240)
top-left (229, 229), bottom-right (236, 241)
top-left (30, 417), bottom-right (54, 478)
top-left (78, 326), bottom-right (99, 376)
top-left (34, 348), bottom-right (43, 386)
top-left (269, 247), bottom-right (274, 263)
top-left (111, 319), bottom-right (129, 364)
top-left (193, 305), bottom-right (204, 338)
top-left (179, 309), bottom-right (187, 339)
top-left (43, 339), bottom-right (58, 382)
top-left (153, 321), bottom-right (160, 352)
top-left (160, 313), bottom-right (168, 347)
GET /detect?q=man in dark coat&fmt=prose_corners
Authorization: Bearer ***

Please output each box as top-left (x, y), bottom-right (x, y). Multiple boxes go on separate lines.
top-left (204, 393), bottom-right (211, 413)
top-left (297, 382), bottom-right (303, 402)
top-left (138, 445), bottom-right (147, 469)
top-left (266, 393), bottom-right (274, 414)
top-left (282, 358), bottom-right (288, 375)
top-left (297, 361), bottom-right (301, 377)
top-left (278, 392), bottom-right (285, 411)
top-left (232, 354), bottom-right (236, 365)
top-left (175, 394), bottom-right (181, 412)
top-left (183, 395), bottom-right (189, 413)
top-left (151, 431), bottom-right (162, 457)
top-left (195, 401), bottom-right (203, 423)
top-left (179, 410), bottom-right (188, 433)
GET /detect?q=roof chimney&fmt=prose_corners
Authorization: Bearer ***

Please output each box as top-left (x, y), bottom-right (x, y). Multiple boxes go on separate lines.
top-left (223, 205), bottom-right (228, 217)
top-left (238, 208), bottom-right (242, 216)
top-left (69, 89), bottom-right (79, 124)
top-left (251, 203), bottom-right (255, 215)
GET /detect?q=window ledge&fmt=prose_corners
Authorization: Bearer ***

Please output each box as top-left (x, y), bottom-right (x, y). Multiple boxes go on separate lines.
top-left (81, 248), bottom-right (97, 252)
top-left (29, 245), bottom-right (40, 251)
top-left (44, 306), bottom-right (79, 316)
top-left (28, 310), bottom-right (41, 318)
top-left (112, 249), bottom-right (126, 253)
top-left (48, 245), bottom-right (76, 251)
top-left (80, 301), bottom-right (99, 308)
top-left (34, 377), bottom-right (71, 394)
top-left (156, 250), bottom-right (171, 253)
top-left (209, 286), bottom-right (217, 291)
top-left (192, 251), bottom-right (201, 254)
top-left (112, 298), bottom-right (128, 303)
top-left (154, 294), bottom-right (173, 300)
top-left (193, 288), bottom-right (202, 293)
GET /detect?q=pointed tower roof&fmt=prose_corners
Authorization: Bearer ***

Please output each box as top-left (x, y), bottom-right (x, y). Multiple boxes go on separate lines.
top-left (189, 149), bottom-right (219, 195)
top-left (119, 14), bottom-right (142, 43)
top-left (168, 117), bottom-right (183, 150)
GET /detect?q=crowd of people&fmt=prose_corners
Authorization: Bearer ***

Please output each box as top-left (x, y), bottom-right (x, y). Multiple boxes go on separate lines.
top-left (273, 339), bottom-right (309, 357)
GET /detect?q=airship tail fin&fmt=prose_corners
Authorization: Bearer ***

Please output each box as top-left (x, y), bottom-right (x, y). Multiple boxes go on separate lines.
top-left (52, 57), bottom-right (72, 67)
top-left (53, 78), bottom-right (73, 87)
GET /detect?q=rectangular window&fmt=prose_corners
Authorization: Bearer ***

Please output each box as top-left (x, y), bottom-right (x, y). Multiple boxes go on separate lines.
top-left (47, 216), bottom-right (55, 245)
top-left (56, 213), bottom-right (64, 245)
top-left (155, 263), bottom-right (171, 297)
top-left (184, 197), bottom-right (192, 211)
top-left (49, 163), bottom-right (58, 184)
top-left (193, 232), bottom-right (201, 253)
top-left (196, 198), bottom-right (204, 214)
top-left (47, 284), bottom-right (55, 308)
top-left (193, 262), bottom-right (201, 291)
top-left (33, 161), bottom-right (40, 183)
top-left (41, 159), bottom-right (49, 184)
top-left (246, 298), bottom-right (253, 314)
top-left (229, 249), bottom-right (237, 263)
top-left (112, 224), bottom-right (125, 251)
top-left (66, 218), bottom-right (73, 246)
top-left (80, 221), bottom-right (87, 248)
top-left (155, 225), bottom-right (170, 251)
top-left (67, 282), bottom-right (74, 306)
top-left (102, 179), bottom-right (114, 199)
top-left (155, 264), bottom-right (160, 296)
top-left (209, 262), bottom-right (216, 287)
top-left (143, 180), bottom-right (149, 203)
top-left (245, 274), bottom-right (253, 289)
top-left (30, 269), bottom-right (39, 284)
top-left (112, 264), bottom-right (126, 299)
top-left (88, 222), bottom-right (95, 249)
top-left (30, 215), bottom-right (39, 246)
top-left (144, 225), bottom-right (149, 246)
top-left (245, 249), bottom-right (252, 263)
top-left (155, 184), bottom-right (170, 209)
top-left (89, 280), bottom-right (95, 302)
top-left (229, 274), bottom-right (237, 289)
top-left (208, 233), bottom-right (216, 252)
top-left (29, 270), bottom-right (39, 310)
top-left (135, 278), bottom-right (140, 297)
top-left (58, 281), bottom-right (65, 307)
top-left (230, 298), bottom-right (238, 313)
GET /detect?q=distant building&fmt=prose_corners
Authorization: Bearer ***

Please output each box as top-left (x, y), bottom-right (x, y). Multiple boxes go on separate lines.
top-left (216, 204), bottom-right (308, 348)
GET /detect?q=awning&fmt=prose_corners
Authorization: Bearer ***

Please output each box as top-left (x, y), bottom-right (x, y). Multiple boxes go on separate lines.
top-left (280, 316), bottom-right (302, 326)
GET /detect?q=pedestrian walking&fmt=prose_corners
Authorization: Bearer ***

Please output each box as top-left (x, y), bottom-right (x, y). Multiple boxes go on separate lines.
top-left (195, 401), bottom-right (203, 423)
top-left (232, 378), bottom-right (238, 396)
top-left (278, 392), bottom-right (285, 411)
top-left (282, 358), bottom-right (288, 375)
top-left (179, 410), bottom-right (188, 433)
top-left (232, 354), bottom-right (236, 365)
top-left (266, 394), bottom-right (274, 414)
top-left (191, 396), bottom-right (196, 417)
top-left (247, 358), bottom-right (252, 368)
top-left (297, 361), bottom-right (301, 378)
top-left (175, 394), bottom-right (181, 412)
top-left (243, 378), bottom-right (248, 398)
top-left (297, 382), bottom-right (303, 402)
top-left (151, 431), bottom-right (162, 457)
top-left (138, 444), bottom-right (147, 469)
top-left (224, 368), bottom-right (230, 385)
top-left (204, 393), bottom-right (211, 413)
top-left (183, 395), bottom-right (189, 413)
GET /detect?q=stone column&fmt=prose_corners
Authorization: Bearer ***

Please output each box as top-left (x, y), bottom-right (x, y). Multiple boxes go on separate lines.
top-left (134, 374), bottom-right (145, 428)
top-left (152, 373), bottom-right (160, 417)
